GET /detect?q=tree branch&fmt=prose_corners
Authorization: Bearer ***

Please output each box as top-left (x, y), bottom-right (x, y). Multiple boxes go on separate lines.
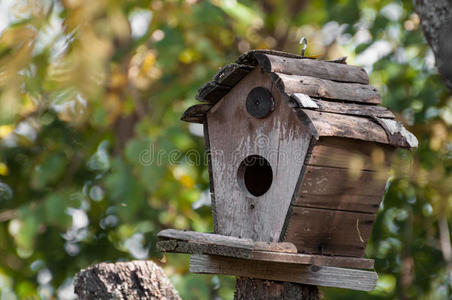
top-left (413, 0), bottom-right (452, 92)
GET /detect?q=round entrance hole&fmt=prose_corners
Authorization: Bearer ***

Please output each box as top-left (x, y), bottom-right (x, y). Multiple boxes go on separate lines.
top-left (237, 155), bottom-right (273, 197)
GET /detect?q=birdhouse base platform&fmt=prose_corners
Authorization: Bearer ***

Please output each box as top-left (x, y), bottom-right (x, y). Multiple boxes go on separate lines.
top-left (157, 229), bottom-right (378, 291)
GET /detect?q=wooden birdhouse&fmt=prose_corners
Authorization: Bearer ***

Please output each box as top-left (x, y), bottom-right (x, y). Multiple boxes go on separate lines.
top-left (181, 49), bottom-right (417, 257)
top-left (158, 49), bottom-right (417, 292)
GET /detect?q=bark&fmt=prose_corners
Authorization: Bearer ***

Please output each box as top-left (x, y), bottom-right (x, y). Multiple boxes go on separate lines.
top-left (413, 0), bottom-right (452, 92)
top-left (234, 278), bottom-right (319, 300)
top-left (74, 260), bottom-right (181, 300)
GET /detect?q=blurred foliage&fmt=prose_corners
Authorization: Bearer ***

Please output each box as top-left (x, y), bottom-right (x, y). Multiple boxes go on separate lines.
top-left (0, 0), bottom-right (450, 299)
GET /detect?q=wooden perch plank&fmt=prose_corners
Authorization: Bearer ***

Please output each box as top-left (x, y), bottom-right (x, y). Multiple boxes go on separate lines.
top-left (284, 207), bottom-right (375, 257)
top-left (255, 54), bottom-right (370, 84)
top-left (158, 229), bottom-right (297, 253)
top-left (293, 98), bottom-right (395, 119)
top-left (158, 229), bottom-right (253, 249)
top-left (302, 110), bottom-right (389, 144)
top-left (190, 255), bottom-right (378, 292)
top-left (250, 251), bottom-right (374, 270)
top-left (157, 232), bottom-right (375, 269)
top-left (276, 73), bottom-right (380, 104)
top-left (181, 104), bottom-right (213, 123)
top-left (157, 239), bottom-right (253, 259)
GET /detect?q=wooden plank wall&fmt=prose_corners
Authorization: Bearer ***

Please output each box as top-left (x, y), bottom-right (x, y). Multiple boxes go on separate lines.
top-left (283, 137), bottom-right (395, 257)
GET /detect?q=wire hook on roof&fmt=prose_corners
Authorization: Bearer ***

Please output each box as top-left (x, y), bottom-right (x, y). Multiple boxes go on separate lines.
top-left (299, 37), bottom-right (307, 57)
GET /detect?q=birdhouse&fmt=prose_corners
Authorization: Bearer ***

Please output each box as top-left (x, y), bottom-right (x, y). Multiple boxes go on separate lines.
top-left (180, 50), bottom-right (417, 258)
top-left (157, 50), bottom-right (418, 292)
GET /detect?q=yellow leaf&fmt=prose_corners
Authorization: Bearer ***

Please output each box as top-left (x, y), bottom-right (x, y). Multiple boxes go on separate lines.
top-left (141, 51), bottom-right (156, 73)
top-left (0, 125), bottom-right (14, 139)
top-left (0, 162), bottom-right (9, 176)
top-left (179, 175), bottom-right (195, 189)
top-left (178, 49), bottom-right (197, 64)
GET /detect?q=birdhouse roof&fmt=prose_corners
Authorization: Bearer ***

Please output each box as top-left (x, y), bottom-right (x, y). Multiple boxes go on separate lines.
top-left (182, 50), bottom-right (418, 148)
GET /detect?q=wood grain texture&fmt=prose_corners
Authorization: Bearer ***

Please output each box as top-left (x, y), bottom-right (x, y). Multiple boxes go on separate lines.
top-left (297, 165), bottom-right (387, 197)
top-left (203, 120), bottom-right (218, 232)
top-left (236, 49), bottom-right (310, 66)
top-left (275, 73), bottom-right (380, 104)
top-left (181, 104), bottom-right (213, 123)
top-left (302, 110), bottom-right (389, 144)
top-left (74, 261), bottom-right (181, 300)
top-left (251, 250), bottom-right (374, 269)
top-left (157, 229), bottom-right (297, 253)
top-left (293, 139), bottom-right (391, 213)
top-left (294, 194), bottom-right (382, 214)
top-left (190, 254), bottom-right (378, 291)
top-left (306, 137), bottom-right (395, 170)
top-left (214, 63), bottom-right (253, 87)
top-left (254, 53), bottom-right (370, 84)
top-left (196, 81), bottom-right (230, 103)
top-left (284, 206), bottom-right (375, 257)
top-left (207, 66), bottom-right (312, 242)
top-left (157, 239), bottom-right (253, 259)
top-left (157, 229), bottom-right (375, 269)
top-left (234, 278), bottom-right (319, 300)
top-left (293, 98), bottom-right (395, 119)
top-left (158, 229), bottom-right (253, 249)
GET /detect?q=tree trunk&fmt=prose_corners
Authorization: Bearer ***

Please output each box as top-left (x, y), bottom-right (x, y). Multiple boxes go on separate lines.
top-left (413, 0), bottom-right (452, 92)
top-left (234, 278), bottom-right (319, 300)
top-left (74, 260), bottom-right (181, 300)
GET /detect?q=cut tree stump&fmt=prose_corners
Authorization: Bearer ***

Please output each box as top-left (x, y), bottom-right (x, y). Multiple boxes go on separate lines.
top-left (234, 278), bottom-right (319, 300)
top-left (74, 260), bottom-right (181, 300)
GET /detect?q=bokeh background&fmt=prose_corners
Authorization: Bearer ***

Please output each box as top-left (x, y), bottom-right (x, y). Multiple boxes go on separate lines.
top-left (0, 0), bottom-right (451, 299)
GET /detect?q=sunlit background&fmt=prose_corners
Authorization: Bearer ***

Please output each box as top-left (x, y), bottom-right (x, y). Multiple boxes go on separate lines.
top-left (0, 0), bottom-right (451, 299)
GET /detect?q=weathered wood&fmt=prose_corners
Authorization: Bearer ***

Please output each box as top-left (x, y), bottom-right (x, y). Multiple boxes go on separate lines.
top-left (196, 81), bottom-right (230, 103)
top-left (251, 250), bottom-right (374, 269)
top-left (157, 229), bottom-right (375, 269)
top-left (157, 229), bottom-right (297, 254)
top-left (190, 254), bottom-right (378, 291)
top-left (306, 137), bottom-right (395, 170)
top-left (292, 97), bottom-right (395, 119)
top-left (157, 239), bottom-right (252, 259)
top-left (183, 96), bottom-right (395, 124)
top-left (236, 49), bottom-right (309, 66)
top-left (326, 56), bottom-right (347, 64)
top-left (74, 261), bottom-right (181, 300)
top-left (373, 117), bottom-right (418, 148)
top-left (181, 104), bottom-right (213, 123)
top-left (284, 206), bottom-right (375, 257)
top-left (207, 66), bottom-right (312, 242)
top-left (298, 165), bottom-right (387, 197)
top-left (214, 63), bottom-right (253, 87)
top-left (234, 278), bottom-right (319, 300)
top-left (158, 229), bottom-right (253, 249)
top-left (293, 147), bottom-right (389, 213)
top-left (275, 73), bottom-right (381, 104)
top-left (294, 194), bottom-right (382, 214)
top-left (253, 53), bottom-right (370, 84)
top-left (301, 110), bottom-right (389, 144)
top-left (203, 119), bottom-right (218, 232)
